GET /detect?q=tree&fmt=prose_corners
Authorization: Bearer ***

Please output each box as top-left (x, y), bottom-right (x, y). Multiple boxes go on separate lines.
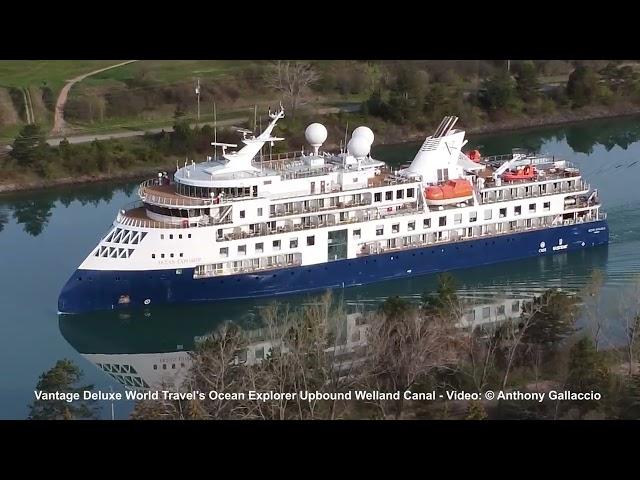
top-left (28, 359), bottom-right (100, 420)
top-left (266, 61), bottom-right (320, 118)
top-left (465, 399), bottom-right (488, 420)
top-left (11, 123), bottom-right (46, 167)
top-left (567, 65), bottom-right (600, 107)
top-left (514, 61), bottom-right (541, 102)
top-left (521, 289), bottom-right (579, 348)
top-left (422, 273), bottom-right (461, 321)
top-left (479, 71), bottom-right (518, 112)
top-left (564, 336), bottom-right (609, 417)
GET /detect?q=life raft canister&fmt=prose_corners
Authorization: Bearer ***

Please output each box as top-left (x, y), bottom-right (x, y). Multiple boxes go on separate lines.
top-left (468, 149), bottom-right (481, 162)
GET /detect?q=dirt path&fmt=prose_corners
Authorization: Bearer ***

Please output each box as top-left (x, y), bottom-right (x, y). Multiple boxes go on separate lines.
top-left (51, 60), bottom-right (138, 136)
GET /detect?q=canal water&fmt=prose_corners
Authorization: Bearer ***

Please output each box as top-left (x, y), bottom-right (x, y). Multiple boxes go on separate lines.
top-left (1, 116), bottom-right (640, 419)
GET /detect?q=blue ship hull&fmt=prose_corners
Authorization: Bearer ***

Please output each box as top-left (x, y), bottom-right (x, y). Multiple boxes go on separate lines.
top-left (58, 220), bottom-right (609, 314)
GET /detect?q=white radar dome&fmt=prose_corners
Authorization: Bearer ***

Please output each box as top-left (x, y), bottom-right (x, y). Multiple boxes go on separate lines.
top-left (305, 123), bottom-right (328, 146)
top-left (347, 137), bottom-right (371, 158)
top-left (352, 126), bottom-right (374, 145)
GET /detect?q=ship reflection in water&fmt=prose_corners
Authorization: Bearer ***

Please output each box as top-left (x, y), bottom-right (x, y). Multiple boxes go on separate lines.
top-left (59, 246), bottom-right (610, 392)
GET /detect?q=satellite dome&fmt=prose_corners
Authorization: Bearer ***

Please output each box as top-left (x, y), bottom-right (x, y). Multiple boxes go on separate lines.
top-left (347, 137), bottom-right (371, 158)
top-left (352, 126), bottom-right (374, 145)
top-left (305, 123), bottom-right (328, 146)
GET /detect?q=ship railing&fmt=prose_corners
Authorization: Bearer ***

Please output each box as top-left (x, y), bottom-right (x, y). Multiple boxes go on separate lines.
top-left (116, 202), bottom-right (222, 229)
top-left (138, 178), bottom-right (216, 208)
top-left (194, 258), bottom-right (303, 278)
top-left (356, 213), bottom-right (607, 257)
top-left (481, 180), bottom-right (589, 204)
top-left (271, 199), bottom-right (372, 217)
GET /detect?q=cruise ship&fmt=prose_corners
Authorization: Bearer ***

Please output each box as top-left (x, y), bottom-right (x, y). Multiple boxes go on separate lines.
top-left (57, 108), bottom-right (609, 314)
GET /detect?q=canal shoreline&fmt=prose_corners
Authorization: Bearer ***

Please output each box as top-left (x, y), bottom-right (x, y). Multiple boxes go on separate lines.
top-left (2, 105), bottom-right (640, 195)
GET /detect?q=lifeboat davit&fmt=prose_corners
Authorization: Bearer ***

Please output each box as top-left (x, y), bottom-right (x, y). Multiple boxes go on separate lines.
top-left (424, 179), bottom-right (474, 205)
top-left (502, 165), bottom-right (537, 182)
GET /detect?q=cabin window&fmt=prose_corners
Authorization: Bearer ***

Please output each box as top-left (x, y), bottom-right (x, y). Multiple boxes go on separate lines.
top-left (307, 236), bottom-right (315, 246)
top-left (353, 229), bottom-right (361, 239)
top-left (375, 192), bottom-right (382, 202)
top-left (161, 254), bottom-right (165, 258)
top-left (180, 253), bottom-right (183, 257)
top-left (514, 206), bottom-right (522, 216)
top-left (161, 234), bottom-right (164, 240)
top-left (529, 203), bottom-right (536, 212)
top-left (290, 238), bottom-right (298, 248)
top-left (376, 226), bottom-right (384, 236)
top-left (408, 221), bottom-right (415, 231)
top-left (385, 191), bottom-right (393, 201)
top-left (220, 247), bottom-right (228, 257)
top-left (543, 201), bottom-right (551, 211)
top-left (257, 208), bottom-right (263, 217)
top-left (392, 223), bottom-right (400, 233)
top-left (512, 300), bottom-right (520, 313)
top-left (152, 254), bottom-right (156, 259)
top-left (240, 210), bottom-right (246, 219)
top-left (484, 209), bottom-right (492, 220)
top-left (437, 168), bottom-right (449, 182)
top-left (499, 208), bottom-right (507, 218)
top-left (454, 213), bottom-right (462, 225)
top-left (396, 189), bottom-right (404, 199)
top-left (482, 307), bottom-right (491, 319)
top-left (256, 242), bottom-right (264, 253)
top-left (238, 245), bottom-right (246, 255)
top-left (273, 240), bottom-right (281, 251)
top-left (170, 253), bottom-right (174, 258)
top-left (497, 305), bottom-right (505, 315)
top-left (188, 234), bottom-right (191, 238)
top-left (469, 211), bottom-right (477, 222)
top-left (169, 234), bottom-right (173, 239)
top-left (439, 216), bottom-right (446, 227)
top-left (407, 188), bottom-right (414, 198)
top-left (423, 218), bottom-right (431, 228)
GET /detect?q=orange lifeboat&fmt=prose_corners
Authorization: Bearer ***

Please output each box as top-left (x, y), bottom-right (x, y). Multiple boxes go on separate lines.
top-left (424, 179), bottom-right (474, 205)
top-left (502, 165), bottom-right (537, 182)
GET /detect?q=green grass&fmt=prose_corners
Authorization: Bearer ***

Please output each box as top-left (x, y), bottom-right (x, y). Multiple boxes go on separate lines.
top-left (0, 60), bottom-right (127, 91)
top-left (84, 60), bottom-right (252, 87)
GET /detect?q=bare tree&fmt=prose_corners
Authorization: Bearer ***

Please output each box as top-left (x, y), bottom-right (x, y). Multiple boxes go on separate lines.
top-left (617, 277), bottom-right (640, 377)
top-left (265, 61), bottom-right (320, 118)
top-left (581, 269), bottom-right (606, 351)
top-left (360, 298), bottom-right (459, 419)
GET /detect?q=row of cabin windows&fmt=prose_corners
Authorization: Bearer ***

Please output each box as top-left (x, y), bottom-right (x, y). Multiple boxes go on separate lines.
top-left (151, 253), bottom-right (184, 259)
top-left (152, 363), bottom-right (185, 371)
top-left (160, 233), bottom-right (192, 240)
top-left (367, 200), bottom-right (553, 236)
top-left (374, 188), bottom-right (415, 203)
top-left (176, 183), bottom-right (258, 199)
top-left (219, 236), bottom-right (315, 257)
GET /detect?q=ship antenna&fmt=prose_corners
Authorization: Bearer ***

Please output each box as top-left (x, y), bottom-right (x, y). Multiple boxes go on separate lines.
top-left (213, 100), bottom-right (217, 161)
top-left (344, 121), bottom-right (349, 167)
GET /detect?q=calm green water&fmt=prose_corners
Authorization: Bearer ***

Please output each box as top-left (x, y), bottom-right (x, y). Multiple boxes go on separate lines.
top-left (2, 116), bottom-right (640, 419)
